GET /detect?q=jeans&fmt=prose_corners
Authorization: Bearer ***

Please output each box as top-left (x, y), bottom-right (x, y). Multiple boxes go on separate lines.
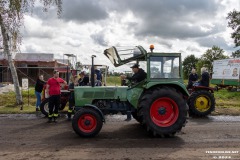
top-left (35, 91), bottom-right (42, 108)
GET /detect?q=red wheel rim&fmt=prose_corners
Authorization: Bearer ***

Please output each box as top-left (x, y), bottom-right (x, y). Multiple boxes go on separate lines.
top-left (150, 97), bottom-right (179, 127)
top-left (78, 114), bottom-right (97, 133)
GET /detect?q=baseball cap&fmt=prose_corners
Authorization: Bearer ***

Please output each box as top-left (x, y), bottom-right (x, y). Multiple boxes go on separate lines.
top-left (130, 64), bottom-right (139, 68)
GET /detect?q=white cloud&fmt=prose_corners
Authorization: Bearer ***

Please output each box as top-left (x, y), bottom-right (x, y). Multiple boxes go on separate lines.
top-left (19, 0), bottom-right (240, 72)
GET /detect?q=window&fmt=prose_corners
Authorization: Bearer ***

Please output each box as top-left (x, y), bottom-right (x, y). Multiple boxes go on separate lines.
top-left (139, 61), bottom-right (147, 72)
top-left (150, 56), bottom-right (180, 79)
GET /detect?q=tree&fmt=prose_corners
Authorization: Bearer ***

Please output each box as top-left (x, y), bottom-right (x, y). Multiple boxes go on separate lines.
top-left (195, 59), bottom-right (205, 76)
top-left (200, 45), bottom-right (228, 73)
top-left (231, 49), bottom-right (240, 58)
top-left (182, 55), bottom-right (199, 79)
top-left (227, 10), bottom-right (240, 56)
top-left (0, 0), bottom-right (62, 105)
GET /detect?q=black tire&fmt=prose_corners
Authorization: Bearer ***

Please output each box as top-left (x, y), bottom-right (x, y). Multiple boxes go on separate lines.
top-left (188, 90), bottom-right (215, 117)
top-left (138, 87), bottom-right (187, 137)
top-left (72, 108), bottom-right (103, 137)
top-left (40, 99), bottom-right (66, 116)
top-left (40, 99), bottom-right (49, 116)
top-left (131, 111), bottom-right (142, 123)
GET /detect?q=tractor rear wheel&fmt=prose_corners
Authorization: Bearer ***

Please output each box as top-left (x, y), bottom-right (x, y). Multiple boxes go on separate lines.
top-left (138, 87), bottom-right (187, 137)
top-left (188, 90), bottom-right (215, 116)
top-left (40, 99), bottom-right (49, 116)
top-left (72, 108), bottom-right (103, 137)
top-left (40, 99), bottom-right (67, 116)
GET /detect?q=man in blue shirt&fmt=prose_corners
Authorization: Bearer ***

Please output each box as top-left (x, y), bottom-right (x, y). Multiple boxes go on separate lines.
top-left (94, 66), bottom-right (102, 81)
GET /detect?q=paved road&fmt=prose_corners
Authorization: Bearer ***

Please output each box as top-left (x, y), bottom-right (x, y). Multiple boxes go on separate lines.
top-left (0, 114), bottom-right (239, 160)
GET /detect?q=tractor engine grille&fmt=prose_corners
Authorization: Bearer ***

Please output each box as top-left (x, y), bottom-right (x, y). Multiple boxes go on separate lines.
top-left (83, 91), bottom-right (115, 99)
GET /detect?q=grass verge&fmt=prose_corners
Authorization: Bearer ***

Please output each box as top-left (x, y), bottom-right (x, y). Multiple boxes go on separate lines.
top-left (0, 88), bottom-right (36, 114)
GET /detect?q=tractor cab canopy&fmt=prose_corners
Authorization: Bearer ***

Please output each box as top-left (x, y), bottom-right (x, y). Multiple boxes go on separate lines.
top-left (104, 46), bottom-right (147, 67)
top-left (149, 53), bottom-right (181, 79)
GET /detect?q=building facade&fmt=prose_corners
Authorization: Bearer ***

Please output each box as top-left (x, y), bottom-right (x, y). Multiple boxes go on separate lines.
top-left (0, 53), bottom-right (68, 86)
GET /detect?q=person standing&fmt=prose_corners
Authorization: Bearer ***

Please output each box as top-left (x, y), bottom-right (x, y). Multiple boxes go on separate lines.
top-left (67, 75), bottom-right (79, 121)
top-left (94, 66), bottom-right (102, 81)
top-left (187, 68), bottom-right (198, 89)
top-left (46, 70), bottom-right (67, 123)
top-left (94, 74), bottom-right (102, 86)
top-left (34, 75), bottom-right (46, 111)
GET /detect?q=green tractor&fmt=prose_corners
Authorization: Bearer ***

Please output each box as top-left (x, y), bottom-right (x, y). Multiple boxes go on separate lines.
top-left (72, 45), bottom-right (189, 137)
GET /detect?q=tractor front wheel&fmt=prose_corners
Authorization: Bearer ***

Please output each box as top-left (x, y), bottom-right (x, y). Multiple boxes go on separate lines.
top-left (72, 108), bottom-right (103, 137)
top-left (188, 90), bottom-right (215, 116)
top-left (139, 87), bottom-right (187, 137)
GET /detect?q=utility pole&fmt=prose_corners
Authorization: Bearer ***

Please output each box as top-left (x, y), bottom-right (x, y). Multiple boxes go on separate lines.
top-left (91, 55), bottom-right (96, 87)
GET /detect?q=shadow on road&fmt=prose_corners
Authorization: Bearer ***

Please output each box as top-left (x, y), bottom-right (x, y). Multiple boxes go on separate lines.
top-left (42, 122), bottom-right (186, 150)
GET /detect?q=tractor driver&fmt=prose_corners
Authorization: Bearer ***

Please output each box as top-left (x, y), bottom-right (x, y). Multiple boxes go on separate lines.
top-left (121, 64), bottom-right (147, 84)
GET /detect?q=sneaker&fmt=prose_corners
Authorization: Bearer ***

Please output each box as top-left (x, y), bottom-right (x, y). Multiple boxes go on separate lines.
top-left (36, 108), bottom-right (40, 111)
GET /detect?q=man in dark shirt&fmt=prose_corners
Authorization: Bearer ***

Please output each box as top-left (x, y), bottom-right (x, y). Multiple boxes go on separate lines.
top-left (187, 68), bottom-right (198, 89)
top-left (78, 71), bottom-right (89, 86)
top-left (199, 67), bottom-right (210, 87)
top-left (121, 64), bottom-right (147, 84)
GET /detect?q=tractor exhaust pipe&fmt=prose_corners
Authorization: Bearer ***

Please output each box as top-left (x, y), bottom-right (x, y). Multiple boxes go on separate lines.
top-left (91, 55), bottom-right (96, 87)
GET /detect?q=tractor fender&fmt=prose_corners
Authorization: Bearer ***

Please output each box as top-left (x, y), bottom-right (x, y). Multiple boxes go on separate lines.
top-left (191, 86), bottom-right (215, 93)
top-left (145, 82), bottom-right (189, 97)
top-left (80, 104), bottom-right (105, 122)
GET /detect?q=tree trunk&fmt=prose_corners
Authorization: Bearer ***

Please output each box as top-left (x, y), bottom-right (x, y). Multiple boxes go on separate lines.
top-left (0, 14), bottom-right (23, 105)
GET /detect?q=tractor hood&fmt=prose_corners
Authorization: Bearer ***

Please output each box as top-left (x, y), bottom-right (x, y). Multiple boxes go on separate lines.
top-left (104, 46), bottom-right (147, 67)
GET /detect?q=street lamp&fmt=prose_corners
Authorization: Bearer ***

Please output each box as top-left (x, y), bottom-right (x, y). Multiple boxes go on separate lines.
top-left (64, 54), bottom-right (76, 84)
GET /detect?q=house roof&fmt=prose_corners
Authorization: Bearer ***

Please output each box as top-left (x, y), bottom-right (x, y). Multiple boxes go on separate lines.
top-left (0, 53), bottom-right (68, 66)
top-left (14, 53), bottom-right (54, 62)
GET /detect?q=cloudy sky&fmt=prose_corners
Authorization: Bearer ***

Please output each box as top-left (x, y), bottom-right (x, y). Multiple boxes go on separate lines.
top-left (20, 0), bottom-right (240, 71)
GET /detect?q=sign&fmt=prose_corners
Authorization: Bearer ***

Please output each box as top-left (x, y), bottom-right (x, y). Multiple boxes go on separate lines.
top-left (212, 59), bottom-right (240, 80)
top-left (22, 78), bottom-right (29, 90)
